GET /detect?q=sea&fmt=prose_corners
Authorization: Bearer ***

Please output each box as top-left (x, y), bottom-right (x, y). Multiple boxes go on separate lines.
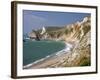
top-left (23, 40), bottom-right (66, 66)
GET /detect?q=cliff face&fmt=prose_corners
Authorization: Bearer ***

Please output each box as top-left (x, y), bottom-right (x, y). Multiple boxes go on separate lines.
top-left (41, 16), bottom-right (91, 42)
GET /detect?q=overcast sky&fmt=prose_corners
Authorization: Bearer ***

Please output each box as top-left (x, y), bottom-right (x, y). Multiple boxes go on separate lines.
top-left (23, 10), bottom-right (90, 34)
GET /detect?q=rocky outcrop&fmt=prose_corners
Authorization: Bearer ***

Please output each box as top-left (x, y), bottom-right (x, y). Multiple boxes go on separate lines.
top-left (28, 31), bottom-right (36, 39)
top-left (28, 30), bottom-right (41, 41)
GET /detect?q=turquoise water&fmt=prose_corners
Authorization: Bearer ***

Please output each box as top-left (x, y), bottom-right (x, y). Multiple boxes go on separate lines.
top-left (23, 40), bottom-right (65, 66)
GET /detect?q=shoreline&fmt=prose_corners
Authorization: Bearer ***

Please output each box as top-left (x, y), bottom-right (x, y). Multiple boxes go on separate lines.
top-left (23, 42), bottom-right (74, 69)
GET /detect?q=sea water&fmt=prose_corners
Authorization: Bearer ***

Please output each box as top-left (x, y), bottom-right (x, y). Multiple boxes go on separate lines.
top-left (23, 40), bottom-right (65, 66)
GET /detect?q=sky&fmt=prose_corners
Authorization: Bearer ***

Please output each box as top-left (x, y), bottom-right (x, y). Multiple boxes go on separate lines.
top-left (23, 10), bottom-right (90, 34)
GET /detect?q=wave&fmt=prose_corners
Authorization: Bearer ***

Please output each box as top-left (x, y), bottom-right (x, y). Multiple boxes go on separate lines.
top-left (55, 43), bottom-right (73, 55)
